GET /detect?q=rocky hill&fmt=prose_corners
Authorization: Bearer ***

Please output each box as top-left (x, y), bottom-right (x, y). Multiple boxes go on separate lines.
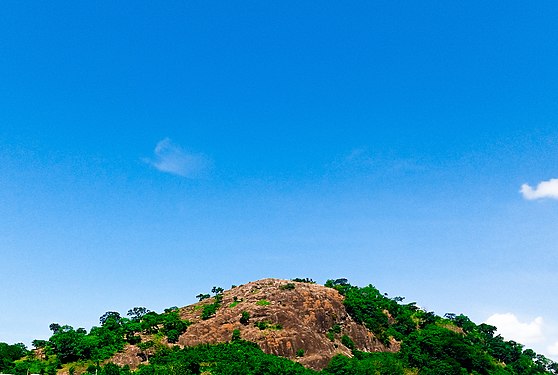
top-left (112, 278), bottom-right (394, 370)
top-left (4, 278), bottom-right (557, 375)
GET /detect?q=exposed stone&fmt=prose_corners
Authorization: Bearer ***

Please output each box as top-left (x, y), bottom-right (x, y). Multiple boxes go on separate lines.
top-left (176, 278), bottom-right (395, 370)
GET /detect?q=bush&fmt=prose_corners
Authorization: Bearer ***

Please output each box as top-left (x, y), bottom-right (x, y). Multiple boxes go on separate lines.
top-left (280, 283), bottom-right (296, 290)
top-left (341, 335), bottom-right (355, 350)
top-left (240, 311), bottom-right (250, 325)
top-left (232, 329), bottom-right (241, 342)
top-left (202, 302), bottom-right (219, 320)
top-left (254, 321), bottom-right (282, 330)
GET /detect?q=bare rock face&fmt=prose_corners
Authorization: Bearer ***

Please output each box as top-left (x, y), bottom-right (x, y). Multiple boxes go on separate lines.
top-left (177, 278), bottom-right (396, 370)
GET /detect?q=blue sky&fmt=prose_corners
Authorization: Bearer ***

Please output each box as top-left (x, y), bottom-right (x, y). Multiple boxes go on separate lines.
top-left (2, 0), bottom-right (558, 359)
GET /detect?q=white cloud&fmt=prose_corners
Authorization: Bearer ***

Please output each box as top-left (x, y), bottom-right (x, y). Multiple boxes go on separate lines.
top-left (520, 178), bottom-right (558, 200)
top-left (485, 313), bottom-right (545, 344)
top-left (144, 138), bottom-right (210, 178)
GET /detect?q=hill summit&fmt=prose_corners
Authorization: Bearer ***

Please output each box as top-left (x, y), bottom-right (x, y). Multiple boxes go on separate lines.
top-left (112, 278), bottom-right (393, 370)
top-left (2, 277), bottom-right (557, 375)
top-left (184, 278), bottom-right (394, 368)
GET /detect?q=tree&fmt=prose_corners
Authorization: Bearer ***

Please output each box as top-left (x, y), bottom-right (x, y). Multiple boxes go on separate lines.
top-left (32, 339), bottom-right (48, 349)
top-left (48, 325), bottom-right (86, 363)
top-left (49, 323), bottom-right (61, 334)
top-left (99, 312), bottom-right (122, 329)
top-left (127, 307), bottom-right (151, 321)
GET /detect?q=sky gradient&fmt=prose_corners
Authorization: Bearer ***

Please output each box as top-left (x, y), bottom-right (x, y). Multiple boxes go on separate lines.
top-left (1, 1), bottom-right (558, 360)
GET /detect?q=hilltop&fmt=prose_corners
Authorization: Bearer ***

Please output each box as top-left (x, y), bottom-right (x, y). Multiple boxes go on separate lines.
top-left (1, 278), bottom-right (557, 375)
top-left (111, 278), bottom-right (394, 370)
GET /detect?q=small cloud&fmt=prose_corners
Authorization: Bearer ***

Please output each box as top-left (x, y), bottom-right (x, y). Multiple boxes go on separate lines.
top-left (520, 178), bottom-right (558, 200)
top-left (144, 138), bottom-right (210, 178)
top-left (485, 313), bottom-right (545, 344)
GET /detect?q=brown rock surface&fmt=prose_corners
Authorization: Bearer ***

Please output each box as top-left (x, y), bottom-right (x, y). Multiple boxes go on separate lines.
top-left (175, 278), bottom-right (396, 369)
top-left (103, 278), bottom-right (397, 372)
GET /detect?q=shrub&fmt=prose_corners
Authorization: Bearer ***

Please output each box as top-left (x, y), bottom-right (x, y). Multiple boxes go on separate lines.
top-left (280, 283), bottom-right (296, 290)
top-left (231, 329), bottom-right (241, 342)
top-left (341, 335), bottom-right (355, 350)
top-left (254, 321), bottom-right (269, 330)
top-left (201, 303), bottom-right (218, 320)
top-left (240, 311), bottom-right (250, 325)
top-left (330, 324), bottom-right (341, 333)
top-left (254, 321), bottom-right (282, 330)
top-left (291, 278), bottom-right (315, 284)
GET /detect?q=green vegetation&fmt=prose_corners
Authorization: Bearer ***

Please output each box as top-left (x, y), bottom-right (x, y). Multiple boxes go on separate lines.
top-left (254, 321), bottom-right (283, 330)
top-left (231, 329), bottom-right (241, 342)
top-left (327, 323), bottom-right (342, 341)
top-left (340, 335), bottom-right (355, 350)
top-left (128, 340), bottom-right (316, 375)
top-left (323, 352), bottom-right (405, 375)
top-left (292, 278), bottom-right (316, 284)
top-left (0, 306), bottom-right (191, 375)
top-left (280, 282), bottom-right (296, 290)
top-left (200, 286), bottom-right (224, 320)
top-left (256, 299), bottom-right (270, 306)
top-left (325, 278), bottom-right (558, 375)
top-left (228, 296), bottom-right (241, 308)
top-left (0, 342), bottom-right (28, 373)
top-left (1, 279), bottom-right (557, 375)
top-left (240, 311), bottom-right (250, 325)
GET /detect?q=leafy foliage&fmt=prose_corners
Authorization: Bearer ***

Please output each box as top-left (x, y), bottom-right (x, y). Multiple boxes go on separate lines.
top-left (200, 287), bottom-right (224, 320)
top-left (323, 352), bottom-right (405, 375)
top-left (240, 310), bottom-right (250, 325)
top-left (2, 279), bottom-right (557, 375)
top-left (281, 283), bottom-right (296, 290)
top-left (326, 279), bottom-right (558, 375)
top-left (0, 342), bottom-right (28, 373)
top-left (135, 340), bottom-right (316, 375)
top-left (254, 320), bottom-right (283, 330)
top-left (292, 278), bottom-right (316, 284)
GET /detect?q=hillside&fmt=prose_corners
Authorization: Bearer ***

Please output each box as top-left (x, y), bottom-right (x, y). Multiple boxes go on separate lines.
top-left (1, 278), bottom-right (557, 375)
top-left (112, 278), bottom-right (395, 370)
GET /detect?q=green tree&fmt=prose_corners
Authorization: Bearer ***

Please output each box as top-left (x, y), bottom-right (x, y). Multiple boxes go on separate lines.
top-left (127, 307), bottom-right (151, 321)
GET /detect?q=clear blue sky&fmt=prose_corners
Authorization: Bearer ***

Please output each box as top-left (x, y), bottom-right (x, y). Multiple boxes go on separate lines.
top-left (1, 0), bottom-right (558, 359)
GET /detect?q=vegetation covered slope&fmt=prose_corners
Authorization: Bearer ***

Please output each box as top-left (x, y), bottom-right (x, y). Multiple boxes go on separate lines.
top-left (0, 278), bottom-right (556, 375)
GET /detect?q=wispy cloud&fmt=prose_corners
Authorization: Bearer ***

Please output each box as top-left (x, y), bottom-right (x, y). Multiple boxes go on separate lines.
top-left (144, 138), bottom-right (210, 178)
top-left (329, 148), bottom-right (424, 174)
top-left (485, 313), bottom-right (545, 344)
top-left (520, 178), bottom-right (558, 200)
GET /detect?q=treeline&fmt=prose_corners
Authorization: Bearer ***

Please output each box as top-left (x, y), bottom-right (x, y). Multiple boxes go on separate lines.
top-left (1, 280), bottom-right (557, 374)
top-left (0, 307), bottom-right (191, 375)
top-left (326, 278), bottom-right (558, 374)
